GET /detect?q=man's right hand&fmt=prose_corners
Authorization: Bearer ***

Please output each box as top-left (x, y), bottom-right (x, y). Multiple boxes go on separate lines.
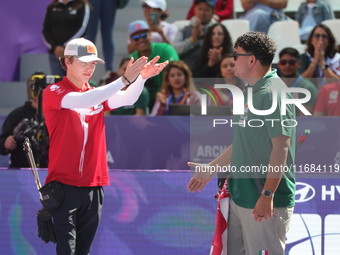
top-left (191, 18), bottom-right (203, 41)
top-left (4, 136), bottom-right (17, 150)
top-left (187, 162), bottom-right (214, 192)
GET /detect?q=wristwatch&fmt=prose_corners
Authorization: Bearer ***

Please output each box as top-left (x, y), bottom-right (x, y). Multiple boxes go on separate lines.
top-left (321, 64), bottom-right (329, 70)
top-left (261, 189), bottom-right (274, 197)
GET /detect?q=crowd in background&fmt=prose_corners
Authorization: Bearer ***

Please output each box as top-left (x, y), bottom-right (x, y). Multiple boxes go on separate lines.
top-left (35, 0), bottom-right (340, 117)
top-left (0, 0), bottom-right (340, 254)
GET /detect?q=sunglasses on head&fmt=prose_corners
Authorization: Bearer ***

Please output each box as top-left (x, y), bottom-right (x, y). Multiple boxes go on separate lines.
top-left (313, 33), bottom-right (329, 40)
top-left (233, 52), bottom-right (253, 61)
top-left (131, 33), bottom-right (148, 41)
top-left (278, 59), bottom-right (297, 66)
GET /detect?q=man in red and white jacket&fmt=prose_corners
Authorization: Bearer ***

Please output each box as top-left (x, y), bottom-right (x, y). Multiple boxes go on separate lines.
top-left (43, 37), bottom-right (168, 254)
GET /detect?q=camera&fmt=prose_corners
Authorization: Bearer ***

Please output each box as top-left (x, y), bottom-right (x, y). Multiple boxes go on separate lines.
top-left (14, 118), bottom-right (49, 168)
top-left (20, 74), bottom-right (60, 167)
top-left (30, 74), bottom-right (63, 97)
top-left (13, 118), bottom-right (39, 142)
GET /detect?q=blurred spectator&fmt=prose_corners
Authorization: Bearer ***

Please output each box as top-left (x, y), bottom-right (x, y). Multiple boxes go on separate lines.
top-left (150, 61), bottom-right (201, 115)
top-left (211, 53), bottom-right (246, 109)
top-left (129, 20), bottom-right (179, 109)
top-left (0, 72), bottom-right (47, 168)
top-left (193, 23), bottom-right (233, 77)
top-left (313, 81), bottom-right (340, 116)
top-left (127, 0), bottom-right (178, 54)
top-left (298, 24), bottom-right (340, 85)
top-left (277, 47), bottom-right (317, 116)
top-left (239, 0), bottom-right (288, 34)
top-left (173, 0), bottom-right (217, 71)
top-left (107, 57), bottom-right (150, 115)
top-left (42, 0), bottom-right (91, 76)
top-left (86, 0), bottom-right (118, 81)
top-left (186, 0), bottom-right (234, 22)
top-left (295, 0), bottom-right (334, 42)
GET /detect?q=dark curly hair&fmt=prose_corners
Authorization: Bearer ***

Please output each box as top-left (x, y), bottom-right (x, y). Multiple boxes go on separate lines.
top-left (234, 31), bottom-right (277, 66)
top-left (305, 24), bottom-right (338, 58)
top-left (198, 23), bottom-right (233, 67)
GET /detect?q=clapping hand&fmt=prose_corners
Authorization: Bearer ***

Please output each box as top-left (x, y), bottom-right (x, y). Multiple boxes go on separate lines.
top-left (141, 56), bottom-right (168, 79)
top-left (208, 47), bottom-right (223, 67)
top-left (191, 18), bottom-right (203, 41)
top-left (156, 89), bottom-right (167, 104)
top-left (312, 39), bottom-right (326, 66)
top-left (178, 88), bottom-right (190, 104)
top-left (124, 56), bottom-right (148, 83)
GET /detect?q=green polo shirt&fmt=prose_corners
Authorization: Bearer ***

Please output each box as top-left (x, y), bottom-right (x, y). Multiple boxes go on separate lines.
top-left (229, 69), bottom-right (296, 209)
top-left (130, 42), bottom-right (179, 101)
top-left (291, 75), bottom-right (317, 115)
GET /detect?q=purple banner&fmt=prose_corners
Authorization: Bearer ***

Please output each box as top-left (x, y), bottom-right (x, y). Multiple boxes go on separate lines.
top-left (105, 116), bottom-right (190, 170)
top-left (0, 0), bottom-right (50, 81)
top-left (0, 169), bottom-right (339, 254)
top-left (1, 116), bottom-right (340, 171)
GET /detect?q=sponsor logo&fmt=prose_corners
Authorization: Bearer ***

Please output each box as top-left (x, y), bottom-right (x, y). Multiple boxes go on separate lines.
top-left (295, 182), bottom-right (316, 203)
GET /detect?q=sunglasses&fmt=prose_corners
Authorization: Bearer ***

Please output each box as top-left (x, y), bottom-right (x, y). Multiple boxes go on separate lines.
top-left (278, 59), bottom-right (297, 66)
top-left (313, 33), bottom-right (329, 40)
top-left (131, 33), bottom-right (148, 41)
top-left (233, 52), bottom-right (253, 61)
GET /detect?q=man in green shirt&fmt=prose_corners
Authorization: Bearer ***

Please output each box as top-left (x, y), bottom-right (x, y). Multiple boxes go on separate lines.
top-left (128, 20), bottom-right (179, 109)
top-left (278, 47), bottom-right (317, 116)
top-left (187, 32), bottom-right (296, 255)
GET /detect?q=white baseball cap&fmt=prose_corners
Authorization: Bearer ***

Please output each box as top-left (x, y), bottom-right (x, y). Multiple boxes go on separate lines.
top-left (141, 0), bottom-right (167, 12)
top-left (64, 38), bottom-right (105, 64)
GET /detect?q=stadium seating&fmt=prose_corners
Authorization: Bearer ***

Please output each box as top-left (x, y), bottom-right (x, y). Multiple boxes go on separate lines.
top-left (267, 20), bottom-right (306, 64)
top-left (221, 19), bottom-right (250, 44)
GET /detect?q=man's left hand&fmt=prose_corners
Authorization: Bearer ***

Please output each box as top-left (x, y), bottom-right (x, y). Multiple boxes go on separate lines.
top-left (141, 56), bottom-right (168, 79)
top-left (252, 195), bottom-right (273, 222)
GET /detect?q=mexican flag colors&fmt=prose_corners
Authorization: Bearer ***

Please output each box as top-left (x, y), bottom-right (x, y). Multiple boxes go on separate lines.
top-left (259, 251), bottom-right (269, 255)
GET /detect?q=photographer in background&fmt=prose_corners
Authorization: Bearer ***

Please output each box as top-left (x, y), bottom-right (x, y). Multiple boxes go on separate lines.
top-left (0, 72), bottom-right (47, 168)
top-left (127, 0), bottom-right (178, 54)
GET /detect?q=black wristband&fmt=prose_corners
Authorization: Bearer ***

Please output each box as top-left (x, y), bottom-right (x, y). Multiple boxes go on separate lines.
top-left (122, 74), bottom-right (139, 87)
top-left (321, 64), bottom-right (329, 70)
top-left (122, 75), bottom-right (132, 85)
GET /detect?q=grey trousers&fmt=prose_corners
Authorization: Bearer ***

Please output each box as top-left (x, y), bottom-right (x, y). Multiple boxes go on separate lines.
top-left (227, 199), bottom-right (294, 255)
